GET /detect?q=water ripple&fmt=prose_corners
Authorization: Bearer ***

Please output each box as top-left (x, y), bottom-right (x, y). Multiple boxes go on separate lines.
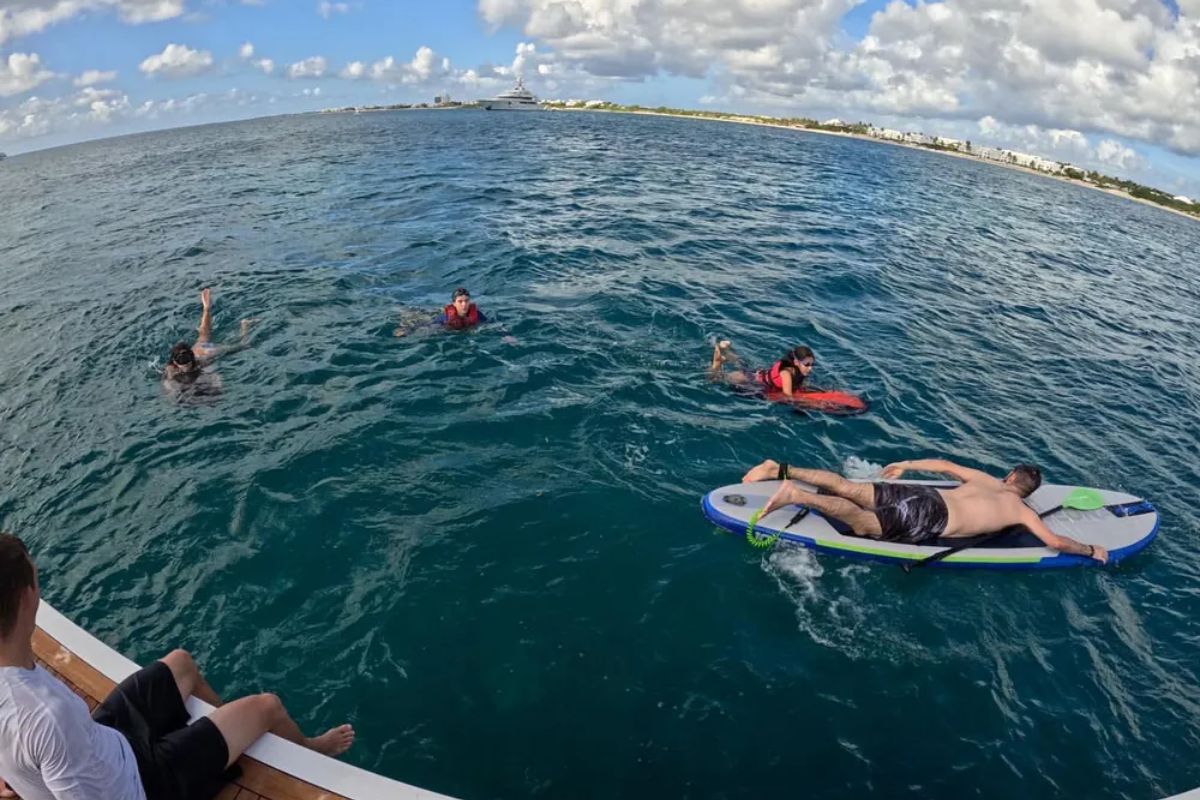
top-left (1, 110), bottom-right (1198, 800)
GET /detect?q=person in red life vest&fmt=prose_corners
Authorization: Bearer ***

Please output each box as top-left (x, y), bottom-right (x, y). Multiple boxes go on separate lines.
top-left (438, 287), bottom-right (487, 330)
top-left (395, 287), bottom-right (490, 337)
top-left (709, 340), bottom-right (815, 397)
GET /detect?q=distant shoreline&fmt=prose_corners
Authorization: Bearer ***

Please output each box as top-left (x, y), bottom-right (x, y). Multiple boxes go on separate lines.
top-left (548, 106), bottom-right (1200, 226)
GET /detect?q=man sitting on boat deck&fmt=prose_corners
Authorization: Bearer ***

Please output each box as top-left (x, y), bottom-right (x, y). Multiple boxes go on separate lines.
top-left (0, 534), bottom-right (355, 800)
top-left (740, 458), bottom-right (1108, 562)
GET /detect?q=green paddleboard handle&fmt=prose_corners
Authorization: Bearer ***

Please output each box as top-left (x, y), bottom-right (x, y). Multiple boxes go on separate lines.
top-left (1062, 487), bottom-right (1105, 511)
top-left (746, 509), bottom-right (782, 549)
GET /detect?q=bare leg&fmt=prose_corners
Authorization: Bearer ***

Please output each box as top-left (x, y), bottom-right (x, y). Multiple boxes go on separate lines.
top-left (194, 287), bottom-right (213, 347)
top-left (208, 693), bottom-right (355, 768)
top-left (762, 481), bottom-right (883, 537)
top-left (783, 468), bottom-right (876, 509)
top-left (709, 340), bottom-right (754, 384)
top-left (0, 778), bottom-right (15, 798)
top-left (160, 649), bottom-right (222, 706)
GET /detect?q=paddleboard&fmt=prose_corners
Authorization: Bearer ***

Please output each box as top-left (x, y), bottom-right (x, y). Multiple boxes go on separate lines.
top-left (701, 479), bottom-right (1158, 569)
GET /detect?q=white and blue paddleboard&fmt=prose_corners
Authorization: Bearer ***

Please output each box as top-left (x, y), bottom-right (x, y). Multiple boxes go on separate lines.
top-left (701, 480), bottom-right (1158, 570)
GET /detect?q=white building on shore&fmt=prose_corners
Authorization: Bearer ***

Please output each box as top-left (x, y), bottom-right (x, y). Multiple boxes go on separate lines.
top-left (936, 136), bottom-right (968, 151)
top-left (902, 132), bottom-right (935, 145)
top-left (1004, 150), bottom-right (1064, 173)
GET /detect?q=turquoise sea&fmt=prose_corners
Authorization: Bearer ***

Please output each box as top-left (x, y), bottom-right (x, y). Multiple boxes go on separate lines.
top-left (1, 110), bottom-right (1199, 799)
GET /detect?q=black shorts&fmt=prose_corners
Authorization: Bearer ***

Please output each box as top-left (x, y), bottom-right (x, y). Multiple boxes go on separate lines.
top-left (92, 661), bottom-right (230, 800)
top-left (873, 483), bottom-right (949, 543)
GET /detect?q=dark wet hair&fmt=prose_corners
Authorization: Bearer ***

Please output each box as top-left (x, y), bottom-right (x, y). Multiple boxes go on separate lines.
top-left (452, 287), bottom-right (471, 300)
top-left (785, 346), bottom-right (814, 367)
top-left (170, 342), bottom-right (196, 366)
top-left (0, 533), bottom-right (34, 639)
top-left (1008, 464), bottom-right (1043, 497)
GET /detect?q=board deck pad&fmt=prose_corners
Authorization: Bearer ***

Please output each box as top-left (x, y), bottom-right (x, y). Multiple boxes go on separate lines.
top-left (702, 480), bottom-right (1158, 569)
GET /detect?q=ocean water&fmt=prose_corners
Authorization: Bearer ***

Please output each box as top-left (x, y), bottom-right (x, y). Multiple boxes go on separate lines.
top-left (1, 110), bottom-right (1199, 800)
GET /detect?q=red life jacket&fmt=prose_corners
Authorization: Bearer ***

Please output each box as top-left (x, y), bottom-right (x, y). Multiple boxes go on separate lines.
top-left (443, 303), bottom-right (481, 329)
top-left (759, 360), bottom-right (802, 392)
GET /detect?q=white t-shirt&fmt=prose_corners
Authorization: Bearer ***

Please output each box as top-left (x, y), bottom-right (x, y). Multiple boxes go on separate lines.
top-left (0, 664), bottom-right (146, 800)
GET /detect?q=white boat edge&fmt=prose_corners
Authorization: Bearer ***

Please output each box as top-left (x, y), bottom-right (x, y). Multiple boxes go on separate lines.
top-left (35, 600), bottom-right (457, 800)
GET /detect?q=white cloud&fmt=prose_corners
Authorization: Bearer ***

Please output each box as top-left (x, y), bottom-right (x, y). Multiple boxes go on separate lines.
top-left (340, 60), bottom-right (366, 79)
top-left (114, 0), bottom-right (183, 23)
top-left (0, 95), bottom-right (55, 138)
top-left (332, 42), bottom-right (585, 98)
top-left (74, 69), bottom-right (117, 87)
top-left (0, 0), bottom-right (186, 45)
top-left (135, 91), bottom-right (208, 116)
top-left (1095, 139), bottom-right (1143, 171)
top-left (363, 46), bottom-right (450, 84)
top-left (838, 0), bottom-right (1200, 156)
top-left (482, 0), bottom-right (1200, 157)
top-left (128, 88), bottom-right (258, 122)
top-left (969, 115), bottom-right (1152, 176)
top-left (287, 56), bottom-right (327, 79)
top-left (0, 52), bottom-right (56, 97)
top-left (74, 85), bottom-right (130, 121)
top-left (317, 1), bottom-right (350, 18)
top-left (238, 42), bottom-right (271, 73)
top-left (479, 0), bottom-right (858, 80)
top-left (139, 43), bottom-right (214, 78)
top-left (0, 85), bottom-right (132, 140)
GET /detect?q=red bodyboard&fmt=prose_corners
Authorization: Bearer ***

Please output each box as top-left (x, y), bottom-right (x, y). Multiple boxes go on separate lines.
top-left (764, 388), bottom-right (868, 415)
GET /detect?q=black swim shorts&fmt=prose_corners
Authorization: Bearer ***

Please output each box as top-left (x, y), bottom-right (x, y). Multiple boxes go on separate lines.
top-left (92, 660), bottom-right (230, 800)
top-left (872, 483), bottom-right (949, 544)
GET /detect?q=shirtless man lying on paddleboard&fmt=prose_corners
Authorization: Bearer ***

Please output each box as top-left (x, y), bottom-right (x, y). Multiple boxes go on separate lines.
top-left (741, 458), bottom-right (1108, 563)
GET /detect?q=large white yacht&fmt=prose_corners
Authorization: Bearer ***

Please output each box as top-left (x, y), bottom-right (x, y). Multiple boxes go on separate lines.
top-left (479, 78), bottom-right (542, 111)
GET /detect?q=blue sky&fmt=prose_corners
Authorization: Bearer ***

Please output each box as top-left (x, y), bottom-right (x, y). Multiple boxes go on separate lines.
top-left (2, 0), bottom-right (1199, 198)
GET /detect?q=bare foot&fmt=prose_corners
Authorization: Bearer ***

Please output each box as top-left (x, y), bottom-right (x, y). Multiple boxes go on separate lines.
top-left (239, 318), bottom-right (259, 336)
top-left (306, 724), bottom-right (355, 757)
top-left (201, 287), bottom-right (212, 310)
top-left (741, 459), bottom-right (781, 483)
top-left (762, 480), bottom-right (806, 517)
top-left (718, 339), bottom-right (731, 350)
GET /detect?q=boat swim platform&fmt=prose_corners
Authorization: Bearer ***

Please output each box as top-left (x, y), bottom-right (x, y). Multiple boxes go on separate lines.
top-left (28, 601), bottom-right (456, 800)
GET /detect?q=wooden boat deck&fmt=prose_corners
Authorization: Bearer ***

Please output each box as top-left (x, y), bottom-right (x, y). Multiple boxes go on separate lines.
top-left (18, 603), bottom-right (453, 800)
top-left (30, 626), bottom-right (342, 800)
